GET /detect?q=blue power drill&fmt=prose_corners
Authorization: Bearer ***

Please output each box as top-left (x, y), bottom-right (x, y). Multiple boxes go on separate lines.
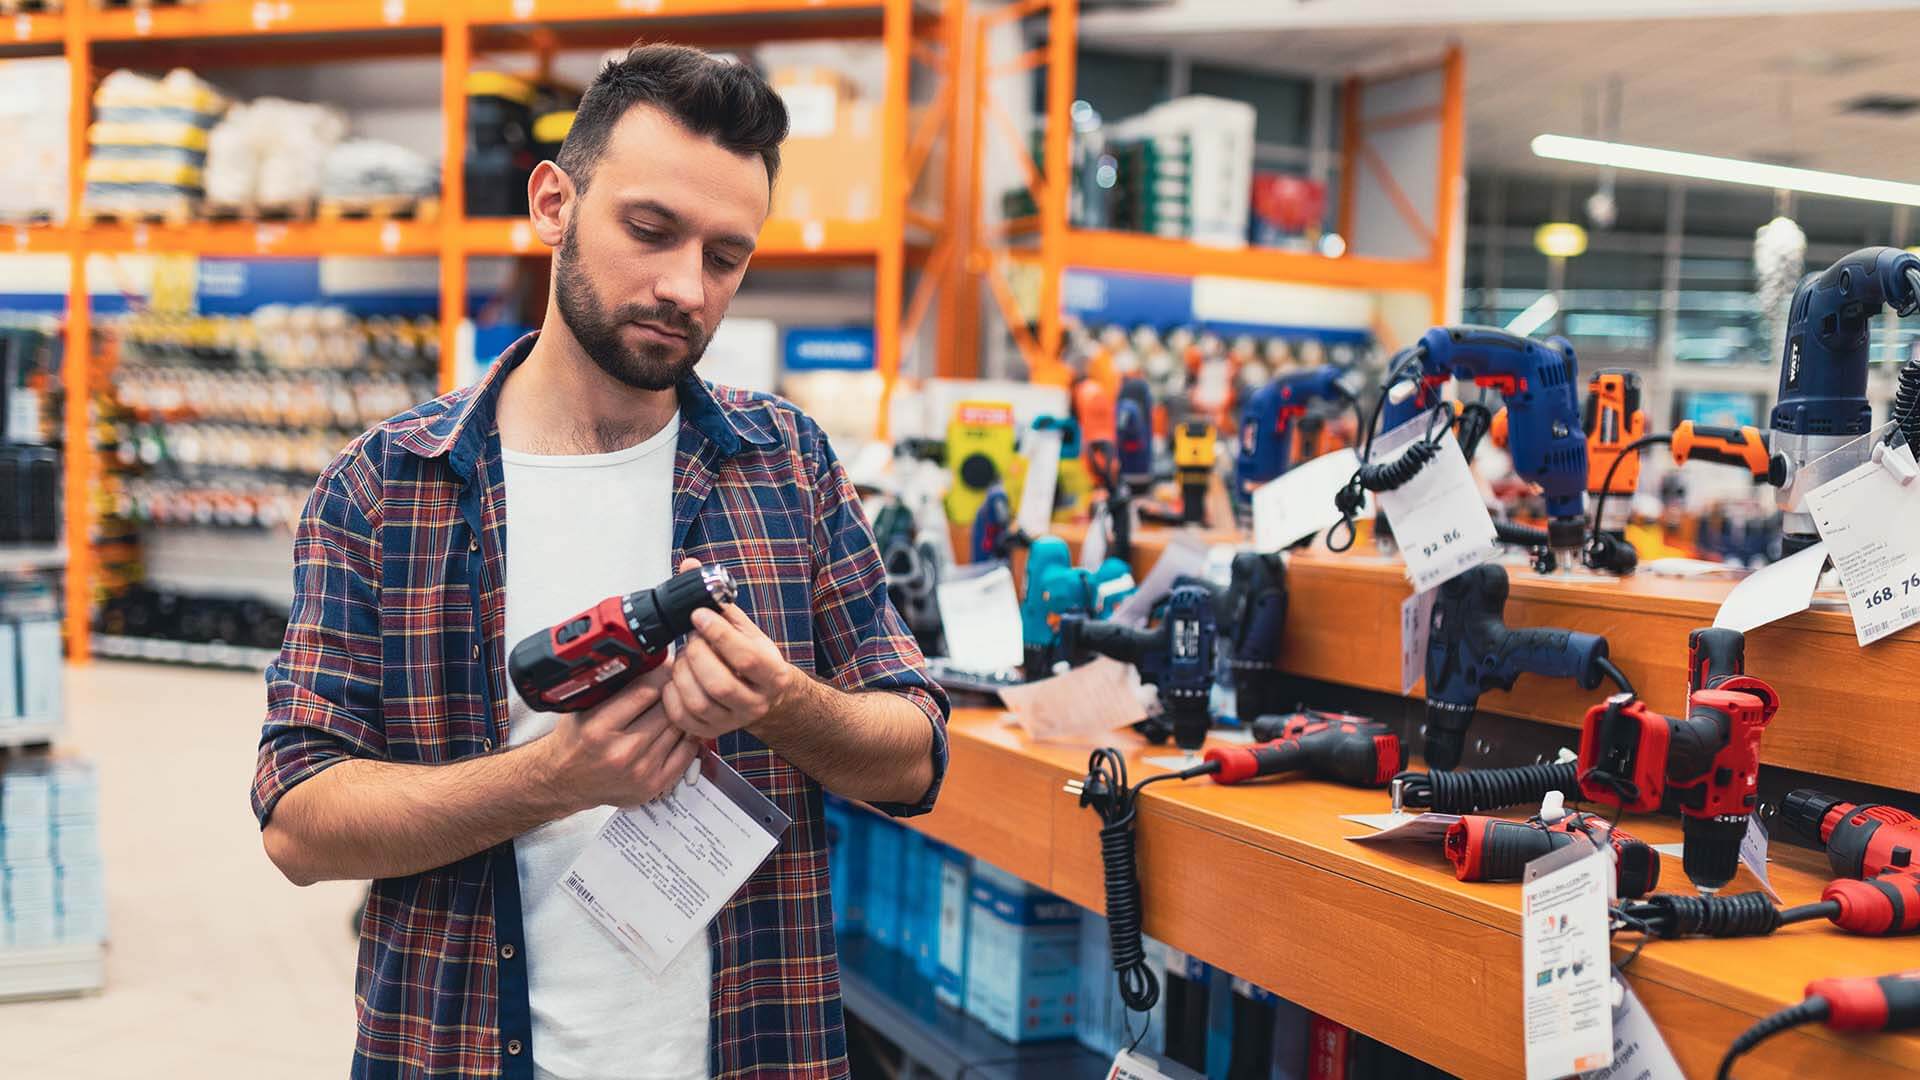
top-left (1020, 535), bottom-right (1136, 680)
top-left (1771, 246), bottom-right (1920, 554)
top-left (1116, 377), bottom-right (1156, 492)
top-left (1412, 325), bottom-right (1589, 559)
top-left (1220, 551), bottom-right (1288, 723)
top-left (1060, 583), bottom-right (1217, 750)
top-left (1234, 364), bottom-right (1357, 505)
top-left (1424, 562), bottom-right (1626, 771)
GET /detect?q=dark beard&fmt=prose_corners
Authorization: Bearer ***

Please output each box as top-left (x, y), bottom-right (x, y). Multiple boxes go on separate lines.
top-left (553, 217), bottom-right (710, 391)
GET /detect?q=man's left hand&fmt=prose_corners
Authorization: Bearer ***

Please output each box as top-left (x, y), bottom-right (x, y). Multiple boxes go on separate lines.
top-left (663, 558), bottom-right (806, 741)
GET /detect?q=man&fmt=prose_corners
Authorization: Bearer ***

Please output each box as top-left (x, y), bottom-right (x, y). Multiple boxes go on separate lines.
top-left (252, 44), bottom-right (948, 1079)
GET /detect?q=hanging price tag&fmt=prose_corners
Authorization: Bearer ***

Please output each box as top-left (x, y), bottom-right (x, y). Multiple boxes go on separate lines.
top-left (1108, 1048), bottom-right (1205, 1080)
top-left (934, 565), bottom-right (1022, 673)
top-left (1578, 973), bottom-right (1683, 1080)
top-left (1250, 447), bottom-right (1358, 553)
top-left (1400, 586), bottom-right (1436, 696)
top-left (1522, 844), bottom-right (1613, 1079)
top-left (1370, 418), bottom-right (1500, 592)
top-left (1015, 425), bottom-right (1062, 539)
top-left (1804, 440), bottom-right (1920, 645)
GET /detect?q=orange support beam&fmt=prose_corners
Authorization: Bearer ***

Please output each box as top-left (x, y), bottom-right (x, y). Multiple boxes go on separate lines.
top-left (939, 0), bottom-right (979, 379)
top-left (1337, 74), bottom-right (1360, 247)
top-left (1035, 0), bottom-right (1075, 372)
top-left (1431, 45), bottom-right (1465, 325)
top-left (62, 3), bottom-right (91, 662)
top-left (439, 7), bottom-right (470, 392)
top-left (873, 0), bottom-right (912, 438)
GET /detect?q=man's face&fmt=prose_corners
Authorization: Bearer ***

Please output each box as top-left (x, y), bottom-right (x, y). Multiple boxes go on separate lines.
top-left (553, 104), bottom-right (769, 391)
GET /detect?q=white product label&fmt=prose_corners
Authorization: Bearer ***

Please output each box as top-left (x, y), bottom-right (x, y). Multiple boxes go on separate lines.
top-left (1341, 812), bottom-right (1461, 843)
top-left (1109, 532), bottom-right (1209, 627)
top-left (1015, 427), bottom-right (1063, 539)
top-left (1522, 845), bottom-right (1614, 1079)
top-left (1251, 448), bottom-right (1359, 553)
top-left (560, 752), bottom-right (789, 973)
top-left (934, 564), bottom-right (1023, 673)
top-left (998, 657), bottom-right (1147, 741)
top-left (1371, 424), bottom-right (1501, 592)
top-left (1804, 442), bottom-right (1920, 645)
top-left (1712, 541), bottom-right (1827, 633)
top-left (780, 84), bottom-right (839, 140)
top-left (1080, 503), bottom-right (1111, 569)
top-left (1400, 587), bottom-right (1437, 696)
top-left (1578, 974), bottom-right (1684, 1080)
top-left (1740, 816), bottom-right (1782, 903)
top-left (14, 15), bottom-right (29, 41)
top-left (1108, 1048), bottom-right (1206, 1080)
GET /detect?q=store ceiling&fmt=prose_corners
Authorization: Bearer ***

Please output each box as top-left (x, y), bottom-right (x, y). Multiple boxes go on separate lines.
top-left (1078, 7), bottom-right (1920, 183)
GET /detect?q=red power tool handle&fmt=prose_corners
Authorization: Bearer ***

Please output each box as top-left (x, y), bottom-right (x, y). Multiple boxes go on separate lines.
top-left (1576, 696), bottom-right (1668, 814)
top-left (1822, 802), bottom-right (1920, 879)
top-left (510, 595), bottom-right (654, 711)
top-left (1824, 873), bottom-right (1920, 936)
top-left (1807, 971), bottom-right (1920, 1032)
top-left (1683, 687), bottom-right (1774, 820)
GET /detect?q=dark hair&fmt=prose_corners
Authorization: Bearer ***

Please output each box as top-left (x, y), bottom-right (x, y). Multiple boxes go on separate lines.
top-left (555, 43), bottom-right (788, 193)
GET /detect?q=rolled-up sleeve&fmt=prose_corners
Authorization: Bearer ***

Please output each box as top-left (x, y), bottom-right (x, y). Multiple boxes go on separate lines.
top-left (806, 425), bottom-right (950, 817)
top-left (251, 459), bottom-right (387, 827)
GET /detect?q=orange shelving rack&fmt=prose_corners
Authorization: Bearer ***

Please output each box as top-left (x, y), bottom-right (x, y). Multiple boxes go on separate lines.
top-left (10, 0), bottom-right (963, 662)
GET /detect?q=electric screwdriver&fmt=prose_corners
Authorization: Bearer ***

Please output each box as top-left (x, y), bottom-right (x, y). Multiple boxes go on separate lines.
top-left (1117, 377), bottom-right (1156, 492)
top-left (1423, 563), bottom-right (1619, 772)
top-left (1020, 535), bottom-right (1135, 680)
top-left (1060, 583), bottom-right (1217, 750)
top-left (1577, 627), bottom-right (1778, 893)
top-left (1444, 811), bottom-right (1660, 898)
top-left (1204, 713), bottom-right (1403, 788)
top-left (1219, 551), bottom-right (1287, 722)
top-left (1781, 788), bottom-right (1920, 880)
top-left (509, 564), bottom-right (737, 712)
top-left (1173, 421), bottom-right (1217, 525)
top-left (1234, 363), bottom-right (1357, 505)
top-left (1770, 245), bottom-right (1920, 554)
top-left (1583, 369), bottom-right (1646, 536)
top-left (969, 484), bottom-right (1018, 564)
top-left (1717, 969), bottom-right (1920, 1080)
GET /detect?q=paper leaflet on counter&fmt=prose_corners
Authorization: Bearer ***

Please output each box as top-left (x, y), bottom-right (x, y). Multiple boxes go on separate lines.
top-left (998, 656), bottom-right (1148, 742)
top-left (933, 564), bottom-right (1023, 674)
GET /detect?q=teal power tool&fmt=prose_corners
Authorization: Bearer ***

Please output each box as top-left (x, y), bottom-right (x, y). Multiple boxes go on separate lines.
top-left (1424, 562), bottom-right (1630, 771)
top-left (1060, 583), bottom-right (1217, 750)
top-left (1770, 246), bottom-right (1920, 554)
top-left (1020, 535), bottom-right (1136, 680)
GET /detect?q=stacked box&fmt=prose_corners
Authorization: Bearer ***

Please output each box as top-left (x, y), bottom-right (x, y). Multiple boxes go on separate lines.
top-left (963, 860), bottom-right (1080, 1043)
top-left (767, 65), bottom-right (881, 225)
top-left (909, 838), bottom-right (942, 982)
top-left (1, 760), bottom-right (104, 950)
top-left (898, 832), bottom-right (925, 964)
top-left (0, 59), bottom-right (69, 223)
top-left (51, 762), bottom-right (105, 946)
top-left (864, 817), bottom-right (904, 950)
top-left (84, 68), bottom-right (228, 218)
top-left (934, 844), bottom-right (971, 1009)
top-left (1106, 96), bottom-right (1256, 248)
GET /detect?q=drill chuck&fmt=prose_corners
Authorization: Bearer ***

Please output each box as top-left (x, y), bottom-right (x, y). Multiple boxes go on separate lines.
top-left (635, 564), bottom-right (737, 648)
top-left (1682, 814), bottom-right (1749, 894)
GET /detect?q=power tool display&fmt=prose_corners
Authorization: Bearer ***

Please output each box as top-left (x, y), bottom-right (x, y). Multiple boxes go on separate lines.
top-left (1116, 377), bottom-right (1156, 491)
top-left (1616, 869), bottom-right (1920, 944)
top-left (1085, 439), bottom-right (1135, 567)
top-left (1205, 712), bottom-right (1403, 788)
top-left (874, 500), bottom-right (944, 656)
top-left (1073, 375), bottom-right (1118, 450)
top-left (1020, 535), bottom-right (1135, 680)
top-left (509, 564), bottom-right (736, 712)
top-left (1583, 369), bottom-right (1646, 537)
top-left (1423, 563), bottom-right (1625, 772)
top-left (1173, 421), bottom-right (1217, 525)
top-left (1218, 551), bottom-right (1287, 722)
top-left (969, 484), bottom-right (1017, 564)
top-left (1716, 970), bottom-right (1920, 1080)
top-left (1233, 363), bottom-right (1357, 505)
top-left (943, 400), bottom-right (1023, 527)
top-left (1060, 582), bottom-right (1217, 750)
top-left (1769, 246), bottom-right (1920, 554)
top-left (1782, 789), bottom-right (1920, 881)
top-left (1576, 627), bottom-right (1778, 893)
top-left (1444, 810), bottom-right (1660, 898)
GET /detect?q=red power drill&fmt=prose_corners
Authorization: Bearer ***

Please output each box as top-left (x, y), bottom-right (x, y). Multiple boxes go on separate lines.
top-left (1782, 788), bottom-right (1920, 880)
top-left (1205, 713), bottom-right (1404, 788)
top-left (1577, 626), bottom-right (1778, 892)
top-left (508, 564), bottom-right (738, 712)
top-left (1444, 811), bottom-right (1661, 898)
top-left (1718, 970), bottom-right (1920, 1079)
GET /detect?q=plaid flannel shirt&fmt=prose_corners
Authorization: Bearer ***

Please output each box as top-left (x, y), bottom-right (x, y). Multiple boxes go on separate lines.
top-left (251, 334), bottom-right (949, 1079)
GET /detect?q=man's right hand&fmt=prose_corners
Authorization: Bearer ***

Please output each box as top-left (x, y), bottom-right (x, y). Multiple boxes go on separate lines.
top-left (537, 661), bottom-right (700, 813)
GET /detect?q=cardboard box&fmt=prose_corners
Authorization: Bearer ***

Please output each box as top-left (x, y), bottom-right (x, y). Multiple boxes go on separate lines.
top-left (963, 860), bottom-right (1080, 1043)
top-left (768, 67), bottom-right (880, 225)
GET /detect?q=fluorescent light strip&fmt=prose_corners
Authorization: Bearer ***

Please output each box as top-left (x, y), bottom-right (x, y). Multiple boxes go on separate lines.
top-left (1532, 134), bottom-right (1920, 207)
top-left (1505, 293), bottom-right (1559, 337)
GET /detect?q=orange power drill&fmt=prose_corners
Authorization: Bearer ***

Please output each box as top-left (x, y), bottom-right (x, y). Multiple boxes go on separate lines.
top-left (1584, 369), bottom-right (1647, 536)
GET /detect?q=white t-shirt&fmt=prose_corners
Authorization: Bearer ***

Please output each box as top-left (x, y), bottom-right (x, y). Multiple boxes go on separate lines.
top-left (500, 413), bottom-right (710, 1080)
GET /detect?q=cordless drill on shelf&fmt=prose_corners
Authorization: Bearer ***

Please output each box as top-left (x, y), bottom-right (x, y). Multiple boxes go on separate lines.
top-left (1219, 551), bottom-right (1287, 723)
top-left (1583, 369), bottom-right (1646, 539)
top-left (1059, 583), bottom-right (1217, 751)
top-left (1234, 364), bottom-right (1358, 507)
top-left (1782, 788), bottom-right (1920, 881)
top-left (1576, 627), bottom-right (1778, 893)
top-left (1445, 810), bottom-right (1661, 898)
top-left (1173, 421), bottom-right (1217, 526)
top-left (1717, 970), bottom-right (1920, 1079)
top-left (1423, 563), bottom-right (1621, 772)
top-left (1020, 535), bottom-right (1135, 681)
top-left (1206, 712), bottom-right (1404, 788)
top-left (509, 564), bottom-right (736, 712)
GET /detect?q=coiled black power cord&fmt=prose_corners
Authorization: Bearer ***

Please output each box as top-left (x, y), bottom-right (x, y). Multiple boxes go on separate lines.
top-left (1716, 997), bottom-right (1832, 1080)
top-left (1892, 355), bottom-right (1920, 454)
top-left (1393, 760), bottom-right (1581, 814)
top-left (1617, 892), bottom-right (1839, 940)
top-left (1072, 748), bottom-right (1219, 1014)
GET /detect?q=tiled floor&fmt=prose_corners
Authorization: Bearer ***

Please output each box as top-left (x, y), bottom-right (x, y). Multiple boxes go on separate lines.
top-left (1, 661), bottom-right (361, 1078)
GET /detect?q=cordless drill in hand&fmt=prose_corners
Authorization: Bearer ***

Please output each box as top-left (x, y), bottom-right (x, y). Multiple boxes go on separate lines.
top-left (1059, 583), bottom-right (1217, 750)
top-left (1206, 712), bottom-right (1404, 788)
top-left (1576, 627), bottom-right (1779, 893)
top-left (509, 564), bottom-right (737, 712)
top-left (1444, 811), bottom-right (1661, 898)
top-left (1423, 563), bottom-right (1617, 772)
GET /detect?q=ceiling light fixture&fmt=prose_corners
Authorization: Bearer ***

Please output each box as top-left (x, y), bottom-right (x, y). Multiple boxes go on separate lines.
top-left (1534, 222), bottom-right (1588, 259)
top-left (1532, 134), bottom-right (1920, 207)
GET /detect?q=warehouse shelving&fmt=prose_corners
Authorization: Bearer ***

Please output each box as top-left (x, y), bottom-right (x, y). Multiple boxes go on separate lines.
top-left (4, 9), bottom-right (64, 48)
top-left (965, 0), bottom-right (1462, 384)
top-left (32, 0), bottom-right (966, 661)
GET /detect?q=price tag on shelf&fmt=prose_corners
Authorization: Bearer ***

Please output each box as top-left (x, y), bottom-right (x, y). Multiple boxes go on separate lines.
top-left (1014, 425), bottom-right (1062, 540)
top-left (1400, 586), bottom-right (1435, 696)
top-left (1522, 844), bottom-right (1614, 1079)
top-left (380, 221), bottom-right (402, 253)
top-left (511, 0), bottom-right (535, 18)
top-left (382, 0), bottom-right (405, 23)
top-left (1578, 973), bottom-right (1682, 1080)
top-left (1370, 419), bottom-right (1499, 592)
top-left (133, 6), bottom-right (152, 34)
top-left (1250, 447), bottom-right (1358, 553)
top-left (15, 14), bottom-right (31, 41)
top-left (1803, 440), bottom-right (1920, 645)
top-left (1712, 540), bottom-right (1826, 632)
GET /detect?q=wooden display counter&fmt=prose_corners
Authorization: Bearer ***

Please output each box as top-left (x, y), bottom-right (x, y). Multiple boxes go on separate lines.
top-left (908, 711), bottom-right (1920, 1080)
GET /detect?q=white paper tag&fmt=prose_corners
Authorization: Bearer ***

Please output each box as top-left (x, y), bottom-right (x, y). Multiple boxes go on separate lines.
top-left (1804, 442), bottom-right (1920, 645)
top-left (560, 753), bottom-right (790, 973)
top-left (1108, 1047), bottom-right (1206, 1080)
top-left (1578, 974), bottom-right (1684, 1080)
top-left (1341, 811), bottom-right (1461, 842)
top-left (779, 83), bottom-right (838, 139)
top-left (6, 387), bottom-right (40, 444)
top-left (1400, 587), bottom-right (1437, 696)
top-left (1143, 751), bottom-right (1209, 772)
top-left (1712, 541), bottom-right (1827, 633)
top-left (1371, 425), bottom-right (1501, 592)
top-left (998, 657), bottom-right (1147, 741)
top-left (1080, 503), bottom-right (1112, 570)
top-left (1251, 448), bottom-right (1360, 553)
top-left (1522, 847), bottom-right (1614, 1079)
top-left (1016, 427), bottom-right (1064, 539)
top-left (1740, 816), bottom-right (1783, 903)
top-left (935, 565), bottom-right (1023, 673)
top-left (1110, 532), bottom-right (1210, 627)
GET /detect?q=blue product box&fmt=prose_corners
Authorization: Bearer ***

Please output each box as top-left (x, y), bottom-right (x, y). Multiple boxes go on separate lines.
top-left (934, 842), bottom-right (971, 1009)
top-left (963, 860), bottom-right (1080, 1043)
top-left (17, 618), bottom-right (60, 721)
top-left (0, 623), bottom-right (17, 720)
top-left (824, 796), bottom-right (852, 933)
top-left (1269, 994), bottom-right (1311, 1080)
top-left (912, 839), bottom-right (942, 982)
top-left (898, 832), bottom-right (925, 962)
top-left (1206, 967), bottom-right (1235, 1080)
top-left (837, 803), bottom-right (869, 936)
top-left (1077, 910), bottom-right (1116, 1057)
top-left (865, 819), bottom-right (904, 950)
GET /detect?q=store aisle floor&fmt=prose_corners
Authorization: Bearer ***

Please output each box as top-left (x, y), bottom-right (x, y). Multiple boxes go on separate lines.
top-left (2, 661), bottom-right (360, 1078)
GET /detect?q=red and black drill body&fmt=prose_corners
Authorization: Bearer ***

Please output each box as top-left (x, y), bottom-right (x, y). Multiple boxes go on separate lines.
top-left (1207, 713), bottom-right (1403, 788)
top-left (508, 564), bottom-right (738, 712)
top-left (1444, 811), bottom-right (1660, 898)
top-left (1577, 627), bottom-right (1778, 892)
top-left (1783, 789), bottom-right (1920, 881)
